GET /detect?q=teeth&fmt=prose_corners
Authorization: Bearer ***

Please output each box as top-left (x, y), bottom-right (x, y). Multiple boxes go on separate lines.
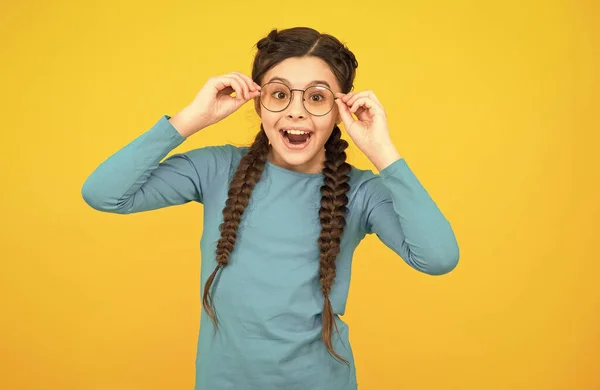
top-left (283, 129), bottom-right (310, 135)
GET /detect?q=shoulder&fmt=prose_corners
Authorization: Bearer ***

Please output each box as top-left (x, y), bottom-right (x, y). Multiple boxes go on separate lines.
top-left (180, 144), bottom-right (249, 169)
top-left (347, 163), bottom-right (380, 195)
top-left (348, 158), bottom-right (408, 192)
top-left (166, 144), bottom-right (251, 186)
top-left (347, 158), bottom-right (409, 206)
top-left (181, 143), bottom-right (243, 160)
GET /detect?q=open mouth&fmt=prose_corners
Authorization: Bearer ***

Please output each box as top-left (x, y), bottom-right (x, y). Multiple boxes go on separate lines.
top-left (279, 129), bottom-right (313, 150)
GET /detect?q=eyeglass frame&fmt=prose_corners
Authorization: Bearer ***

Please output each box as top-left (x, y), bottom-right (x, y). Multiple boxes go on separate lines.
top-left (258, 81), bottom-right (340, 117)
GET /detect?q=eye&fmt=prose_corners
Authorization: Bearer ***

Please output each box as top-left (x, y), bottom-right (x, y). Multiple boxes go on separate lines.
top-left (272, 90), bottom-right (289, 99)
top-left (309, 93), bottom-right (325, 102)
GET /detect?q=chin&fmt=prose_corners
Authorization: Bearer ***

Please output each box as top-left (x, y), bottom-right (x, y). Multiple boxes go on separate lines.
top-left (271, 142), bottom-right (321, 169)
top-left (275, 145), bottom-right (309, 159)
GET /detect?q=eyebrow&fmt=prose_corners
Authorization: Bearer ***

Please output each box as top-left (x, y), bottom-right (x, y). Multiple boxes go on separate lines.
top-left (267, 76), bottom-right (331, 89)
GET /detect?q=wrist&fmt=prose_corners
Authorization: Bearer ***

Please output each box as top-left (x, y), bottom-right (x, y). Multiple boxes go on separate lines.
top-left (368, 146), bottom-right (402, 172)
top-left (168, 107), bottom-right (207, 138)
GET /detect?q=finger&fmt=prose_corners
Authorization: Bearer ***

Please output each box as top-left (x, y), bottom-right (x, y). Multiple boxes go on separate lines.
top-left (228, 76), bottom-right (256, 100)
top-left (231, 71), bottom-right (261, 94)
top-left (368, 91), bottom-right (382, 107)
top-left (240, 72), bottom-right (262, 91)
top-left (227, 74), bottom-right (251, 100)
top-left (335, 96), bottom-right (356, 129)
top-left (345, 91), bottom-right (370, 108)
top-left (346, 91), bottom-right (383, 109)
top-left (230, 73), bottom-right (256, 100)
top-left (211, 77), bottom-right (236, 96)
top-left (234, 72), bottom-right (261, 96)
top-left (222, 76), bottom-right (246, 100)
top-left (341, 91), bottom-right (357, 103)
top-left (350, 97), bottom-right (379, 115)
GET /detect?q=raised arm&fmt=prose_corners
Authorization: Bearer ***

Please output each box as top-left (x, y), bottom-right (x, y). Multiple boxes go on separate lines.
top-left (81, 115), bottom-right (223, 213)
top-left (82, 72), bottom-right (262, 214)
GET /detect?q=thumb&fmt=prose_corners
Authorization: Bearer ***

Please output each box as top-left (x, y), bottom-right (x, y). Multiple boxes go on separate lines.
top-left (335, 95), bottom-right (355, 130)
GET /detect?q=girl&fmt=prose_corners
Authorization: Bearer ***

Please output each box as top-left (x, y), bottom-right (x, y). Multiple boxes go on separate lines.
top-left (82, 27), bottom-right (459, 390)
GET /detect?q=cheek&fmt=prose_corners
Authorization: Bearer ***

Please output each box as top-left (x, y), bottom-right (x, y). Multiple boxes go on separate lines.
top-left (259, 116), bottom-right (283, 145)
top-left (315, 118), bottom-right (337, 137)
top-left (261, 114), bottom-right (277, 127)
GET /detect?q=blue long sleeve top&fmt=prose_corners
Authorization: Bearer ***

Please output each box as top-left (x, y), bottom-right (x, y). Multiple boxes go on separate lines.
top-left (81, 115), bottom-right (459, 390)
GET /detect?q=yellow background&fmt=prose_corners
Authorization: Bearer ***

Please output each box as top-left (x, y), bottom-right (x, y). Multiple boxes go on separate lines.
top-left (1, 0), bottom-right (598, 389)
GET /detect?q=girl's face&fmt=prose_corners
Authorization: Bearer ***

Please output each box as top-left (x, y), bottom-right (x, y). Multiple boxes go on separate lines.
top-left (254, 56), bottom-right (343, 174)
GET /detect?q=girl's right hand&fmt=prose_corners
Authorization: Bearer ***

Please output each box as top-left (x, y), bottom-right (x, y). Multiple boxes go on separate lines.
top-left (171, 72), bottom-right (262, 137)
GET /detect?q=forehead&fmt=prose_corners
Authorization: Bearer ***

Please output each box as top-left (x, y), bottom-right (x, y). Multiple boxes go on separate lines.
top-left (262, 56), bottom-right (340, 90)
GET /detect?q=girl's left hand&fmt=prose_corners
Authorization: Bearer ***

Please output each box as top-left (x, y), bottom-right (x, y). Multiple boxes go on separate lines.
top-left (334, 90), bottom-right (394, 157)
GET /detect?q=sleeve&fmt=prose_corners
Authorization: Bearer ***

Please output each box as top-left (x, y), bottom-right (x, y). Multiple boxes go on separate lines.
top-left (361, 158), bottom-right (460, 275)
top-left (81, 115), bottom-right (232, 214)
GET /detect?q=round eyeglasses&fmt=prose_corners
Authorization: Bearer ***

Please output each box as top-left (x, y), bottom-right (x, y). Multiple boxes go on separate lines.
top-left (259, 81), bottom-right (337, 116)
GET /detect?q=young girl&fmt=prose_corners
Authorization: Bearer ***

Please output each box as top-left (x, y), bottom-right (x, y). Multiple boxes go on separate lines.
top-left (82, 27), bottom-right (459, 390)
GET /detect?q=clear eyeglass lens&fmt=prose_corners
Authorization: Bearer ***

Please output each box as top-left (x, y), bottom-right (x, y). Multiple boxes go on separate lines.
top-left (260, 82), bottom-right (334, 116)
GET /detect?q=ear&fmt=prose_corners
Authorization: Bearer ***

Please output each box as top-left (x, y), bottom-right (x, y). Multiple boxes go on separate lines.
top-left (334, 105), bottom-right (343, 126)
top-left (254, 96), bottom-right (261, 117)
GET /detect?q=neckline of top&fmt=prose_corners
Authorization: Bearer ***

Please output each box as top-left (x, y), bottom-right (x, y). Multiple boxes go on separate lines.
top-left (265, 160), bottom-right (324, 178)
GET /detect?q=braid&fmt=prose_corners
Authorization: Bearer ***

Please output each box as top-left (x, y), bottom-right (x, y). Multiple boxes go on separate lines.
top-left (202, 125), bottom-right (269, 331)
top-left (318, 124), bottom-right (351, 365)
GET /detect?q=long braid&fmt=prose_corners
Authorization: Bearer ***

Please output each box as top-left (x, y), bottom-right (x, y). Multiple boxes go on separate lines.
top-left (202, 125), bottom-right (270, 330)
top-left (318, 124), bottom-right (351, 365)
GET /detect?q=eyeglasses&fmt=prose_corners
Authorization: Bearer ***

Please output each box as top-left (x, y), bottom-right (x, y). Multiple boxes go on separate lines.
top-left (259, 81), bottom-right (337, 116)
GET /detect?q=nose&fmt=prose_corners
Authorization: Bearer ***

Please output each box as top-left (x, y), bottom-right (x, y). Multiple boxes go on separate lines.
top-left (286, 90), bottom-right (307, 119)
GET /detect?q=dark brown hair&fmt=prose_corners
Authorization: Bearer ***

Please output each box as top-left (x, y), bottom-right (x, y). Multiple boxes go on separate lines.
top-left (202, 27), bottom-right (359, 365)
